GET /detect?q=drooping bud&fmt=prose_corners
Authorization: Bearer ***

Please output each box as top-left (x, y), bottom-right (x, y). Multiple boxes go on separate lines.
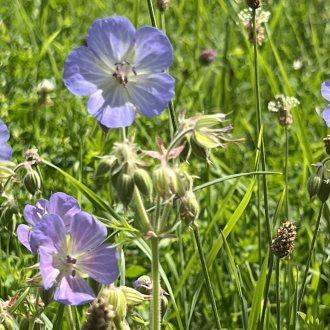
top-left (323, 135), bottom-right (330, 155)
top-left (113, 173), bottom-right (135, 206)
top-left (133, 275), bottom-right (153, 295)
top-left (317, 178), bottom-right (330, 203)
top-left (37, 79), bottom-right (56, 105)
top-left (307, 173), bottom-right (322, 199)
top-left (95, 156), bottom-right (116, 178)
top-left (157, 0), bottom-right (170, 11)
top-left (271, 221), bottom-right (296, 258)
top-left (179, 191), bottom-right (200, 226)
top-left (81, 297), bottom-right (115, 330)
top-left (133, 168), bottom-right (153, 197)
top-left (153, 165), bottom-right (178, 199)
top-left (199, 49), bottom-right (217, 65)
top-left (23, 169), bottom-right (41, 195)
top-left (246, 0), bottom-right (260, 9)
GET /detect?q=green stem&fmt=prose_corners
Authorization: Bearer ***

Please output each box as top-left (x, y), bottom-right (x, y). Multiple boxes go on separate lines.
top-left (297, 202), bottom-right (325, 310)
top-left (285, 127), bottom-right (289, 218)
top-left (275, 257), bottom-right (281, 330)
top-left (151, 237), bottom-right (161, 330)
top-left (192, 223), bottom-right (222, 329)
top-left (146, 0), bottom-right (157, 27)
top-left (67, 305), bottom-right (76, 330)
top-left (133, 187), bottom-right (152, 233)
top-left (287, 258), bottom-right (291, 330)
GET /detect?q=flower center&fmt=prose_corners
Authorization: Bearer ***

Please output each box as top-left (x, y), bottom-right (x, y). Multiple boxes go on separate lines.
top-left (113, 61), bottom-right (137, 86)
top-left (65, 255), bottom-right (77, 277)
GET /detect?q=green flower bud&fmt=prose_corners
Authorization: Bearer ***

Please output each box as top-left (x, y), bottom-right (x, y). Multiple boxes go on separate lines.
top-left (120, 286), bottom-right (146, 305)
top-left (23, 169), bottom-right (41, 195)
top-left (133, 275), bottom-right (152, 295)
top-left (133, 168), bottom-right (153, 197)
top-left (179, 191), bottom-right (200, 226)
top-left (113, 173), bottom-right (134, 206)
top-left (0, 313), bottom-right (14, 330)
top-left (190, 138), bottom-right (209, 160)
top-left (153, 165), bottom-right (178, 199)
top-left (0, 161), bottom-right (15, 179)
top-left (95, 156), bottom-right (116, 178)
top-left (317, 179), bottom-right (330, 203)
top-left (307, 173), bottom-right (322, 199)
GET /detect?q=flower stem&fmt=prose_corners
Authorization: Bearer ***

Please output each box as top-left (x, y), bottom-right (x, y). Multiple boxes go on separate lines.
top-left (151, 237), bottom-right (161, 330)
top-left (146, 0), bottom-right (157, 27)
top-left (165, 128), bottom-right (193, 160)
top-left (285, 127), bottom-right (289, 218)
top-left (133, 187), bottom-right (152, 233)
top-left (297, 202), bottom-right (325, 310)
top-left (275, 257), bottom-right (281, 329)
top-left (192, 223), bottom-right (222, 329)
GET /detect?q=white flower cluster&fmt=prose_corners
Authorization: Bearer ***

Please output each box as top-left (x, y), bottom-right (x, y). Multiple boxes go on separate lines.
top-left (268, 95), bottom-right (300, 113)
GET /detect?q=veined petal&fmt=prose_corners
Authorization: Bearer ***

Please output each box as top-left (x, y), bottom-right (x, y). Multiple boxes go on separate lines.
top-left (87, 17), bottom-right (136, 65)
top-left (134, 26), bottom-right (173, 74)
top-left (54, 273), bottom-right (95, 305)
top-left (321, 81), bottom-right (330, 101)
top-left (31, 214), bottom-right (66, 254)
top-left (77, 245), bottom-right (119, 284)
top-left (88, 85), bottom-right (136, 128)
top-left (0, 144), bottom-right (12, 161)
top-left (48, 192), bottom-right (80, 227)
top-left (0, 120), bottom-right (9, 143)
top-left (128, 73), bottom-right (175, 117)
top-left (64, 47), bottom-right (112, 96)
top-left (17, 224), bottom-right (32, 251)
top-left (69, 212), bottom-right (107, 254)
top-left (23, 198), bottom-right (48, 226)
top-left (39, 246), bottom-right (60, 289)
top-left (322, 104), bottom-right (330, 127)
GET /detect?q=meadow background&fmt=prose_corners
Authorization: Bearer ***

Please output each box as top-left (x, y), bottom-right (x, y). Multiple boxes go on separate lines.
top-left (1, 0), bottom-right (330, 329)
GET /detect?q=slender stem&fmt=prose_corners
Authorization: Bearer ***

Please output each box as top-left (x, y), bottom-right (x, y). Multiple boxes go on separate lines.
top-left (297, 202), bottom-right (325, 310)
top-left (133, 187), bottom-right (152, 233)
top-left (151, 237), bottom-right (161, 330)
top-left (287, 258), bottom-right (291, 330)
top-left (146, 0), bottom-right (157, 27)
top-left (192, 223), bottom-right (222, 329)
top-left (275, 257), bottom-right (281, 329)
top-left (285, 127), bottom-right (289, 218)
top-left (67, 305), bottom-right (76, 330)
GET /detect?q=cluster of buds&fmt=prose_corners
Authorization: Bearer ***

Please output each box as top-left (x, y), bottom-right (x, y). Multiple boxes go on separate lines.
top-left (307, 162), bottom-right (330, 202)
top-left (178, 111), bottom-right (243, 162)
top-left (238, 8), bottom-right (270, 46)
top-left (96, 140), bottom-right (153, 206)
top-left (268, 95), bottom-right (300, 127)
top-left (37, 78), bottom-right (56, 105)
top-left (271, 221), bottom-right (297, 258)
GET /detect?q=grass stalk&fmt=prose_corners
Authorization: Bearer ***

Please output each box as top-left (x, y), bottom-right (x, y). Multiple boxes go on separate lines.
top-left (192, 223), bottom-right (222, 329)
top-left (275, 257), bottom-right (281, 329)
top-left (297, 202), bottom-right (325, 310)
top-left (151, 237), bottom-right (161, 330)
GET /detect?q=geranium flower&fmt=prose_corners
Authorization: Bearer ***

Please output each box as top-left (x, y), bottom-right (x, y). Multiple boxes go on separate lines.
top-left (321, 81), bottom-right (330, 126)
top-left (32, 211), bottom-right (119, 305)
top-left (17, 192), bottom-right (80, 253)
top-left (64, 16), bottom-right (175, 128)
top-left (0, 120), bottom-right (12, 161)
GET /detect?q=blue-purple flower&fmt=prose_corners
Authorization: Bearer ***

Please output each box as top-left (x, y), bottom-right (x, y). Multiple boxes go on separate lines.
top-left (63, 16), bottom-right (175, 128)
top-left (321, 81), bottom-right (330, 126)
top-left (32, 211), bottom-right (119, 305)
top-left (17, 192), bottom-right (80, 253)
top-left (0, 120), bottom-right (12, 161)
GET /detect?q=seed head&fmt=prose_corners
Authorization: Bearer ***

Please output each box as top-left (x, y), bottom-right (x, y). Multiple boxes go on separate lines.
top-left (157, 0), bottom-right (170, 11)
top-left (247, 0), bottom-right (261, 9)
top-left (271, 221), bottom-right (296, 258)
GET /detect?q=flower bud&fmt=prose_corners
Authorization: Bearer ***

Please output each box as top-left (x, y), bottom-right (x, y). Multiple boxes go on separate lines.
top-left (120, 286), bottom-right (146, 305)
top-left (23, 169), bottom-right (41, 195)
top-left (0, 161), bottom-right (15, 179)
top-left (133, 275), bottom-right (153, 295)
top-left (94, 156), bottom-right (116, 178)
top-left (113, 173), bottom-right (134, 206)
top-left (199, 49), bottom-right (217, 65)
top-left (133, 168), bottom-right (153, 197)
top-left (317, 178), bottom-right (330, 203)
top-left (179, 191), bottom-right (200, 226)
top-left (307, 173), bottom-right (322, 199)
top-left (153, 165), bottom-right (178, 199)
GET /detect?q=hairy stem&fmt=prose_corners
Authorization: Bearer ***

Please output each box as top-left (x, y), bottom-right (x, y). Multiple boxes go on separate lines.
top-left (151, 237), bottom-right (161, 330)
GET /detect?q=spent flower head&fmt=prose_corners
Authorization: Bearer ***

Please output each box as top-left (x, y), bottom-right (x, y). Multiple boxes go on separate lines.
top-left (321, 80), bottom-right (330, 126)
top-left (268, 95), bottom-right (299, 127)
top-left (32, 211), bottom-right (119, 305)
top-left (64, 16), bottom-right (175, 128)
top-left (0, 120), bottom-right (12, 161)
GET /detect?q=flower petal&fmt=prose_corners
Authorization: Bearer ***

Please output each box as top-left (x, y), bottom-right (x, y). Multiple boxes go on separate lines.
top-left (23, 198), bottom-right (48, 226)
top-left (0, 120), bottom-right (9, 143)
top-left (77, 245), bottom-right (119, 284)
top-left (134, 26), bottom-right (173, 74)
top-left (30, 214), bottom-right (66, 254)
top-left (64, 47), bottom-right (111, 96)
top-left (17, 224), bottom-right (32, 251)
top-left (39, 246), bottom-right (61, 289)
top-left (0, 144), bottom-right (12, 161)
top-left (128, 73), bottom-right (175, 117)
top-left (322, 104), bottom-right (330, 127)
top-left (321, 81), bottom-right (330, 101)
top-left (69, 212), bottom-right (107, 254)
top-left (48, 192), bottom-right (81, 227)
top-left (88, 86), bottom-right (136, 128)
top-left (54, 273), bottom-right (95, 305)
top-left (87, 16), bottom-right (136, 65)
